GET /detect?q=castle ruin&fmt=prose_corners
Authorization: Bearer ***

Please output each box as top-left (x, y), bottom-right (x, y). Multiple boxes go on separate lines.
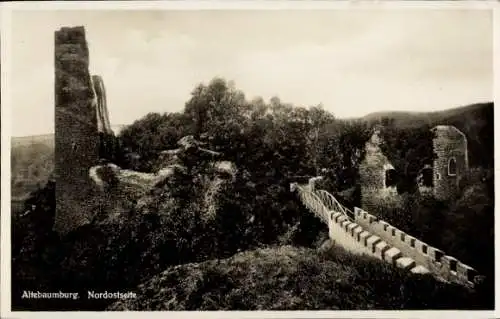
top-left (54, 26), bottom-right (115, 234)
top-left (359, 124), bottom-right (469, 209)
top-left (358, 128), bottom-right (401, 211)
top-left (431, 125), bottom-right (469, 200)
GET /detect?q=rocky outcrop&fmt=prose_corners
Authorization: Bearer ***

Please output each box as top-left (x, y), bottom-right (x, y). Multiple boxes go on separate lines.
top-left (89, 135), bottom-right (237, 223)
top-left (91, 75), bottom-right (113, 135)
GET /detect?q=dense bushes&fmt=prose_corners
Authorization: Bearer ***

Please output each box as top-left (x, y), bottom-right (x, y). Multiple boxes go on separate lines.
top-left (11, 77), bottom-right (494, 310)
top-left (372, 111), bottom-right (494, 298)
top-left (11, 150), bottom-right (322, 311)
top-left (118, 112), bottom-right (193, 172)
top-left (108, 245), bottom-right (488, 311)
top-left (368, 167), bottom-right (494, 301)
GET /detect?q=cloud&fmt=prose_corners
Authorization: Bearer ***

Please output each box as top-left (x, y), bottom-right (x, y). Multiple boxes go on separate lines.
top-left (10, 9), bottom-right (492, 136)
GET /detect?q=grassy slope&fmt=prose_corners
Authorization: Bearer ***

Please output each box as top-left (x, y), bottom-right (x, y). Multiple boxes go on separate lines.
top-left (108, 245), bottom-right (486, 311)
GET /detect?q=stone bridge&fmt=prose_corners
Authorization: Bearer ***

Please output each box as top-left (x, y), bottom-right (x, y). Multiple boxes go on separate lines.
top-left (52, 26), bottom-right (483, 289)
top-left (291, 177), bottom-right (482, 289)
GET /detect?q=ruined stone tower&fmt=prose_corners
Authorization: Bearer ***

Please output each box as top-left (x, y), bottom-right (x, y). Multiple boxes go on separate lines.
top-left (55, 26), bottom-right (114, 234)
top-left (431, 125), bottom-right (468, 200)
top-left (359, 128), bottom-right (401, 211)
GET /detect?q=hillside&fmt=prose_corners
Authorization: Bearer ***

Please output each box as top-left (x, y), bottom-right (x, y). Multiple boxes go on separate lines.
top-left (10, 74), bottom-right (493, 311)
top-left (362, 102), bottom-right (492, 128)
top-left (11, 134), bottom-right (54, 148)
top-left (358, 101), bottom-right (494, 285)
top-left (11, 135), bottom-right (54, 210)
top-left (363, 102), bottom-right (493, 168)
top-left (108, 245), bottom-right (484, 311)
top-left (10, 124), bottom-right (125, 211)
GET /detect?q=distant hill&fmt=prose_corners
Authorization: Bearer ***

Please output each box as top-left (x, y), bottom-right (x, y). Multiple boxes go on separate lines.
top-left (11, 124), bottom-right (127, 210)
top-left (362, 102), bottom-right (492, 126)
top-left (11, 100), bottom-right (494, 207)
top-left (363, 102), bottom-right (494, 168)
top-left (11, 134), bottom-right (54, 210)
top-left (11, 133), bottom-right (54, 148)
top-left (12, 124), bottom-right (127, 143)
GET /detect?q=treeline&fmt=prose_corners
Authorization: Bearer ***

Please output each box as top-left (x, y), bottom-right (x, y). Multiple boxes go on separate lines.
top-left (11, 78), bottom-right (373, 310)
top-left (117, 77), bottom-right (373, 195)
top-left (368, 102), bottom-right (494, 169)
top-left (370, 115), bottom-right (494, 297)
top-left (116, 77), bottom-right (377, 256)
top-left (117, 78), bottom-right (494, 283)
top-left (11, 77), bottom-right (494, 310)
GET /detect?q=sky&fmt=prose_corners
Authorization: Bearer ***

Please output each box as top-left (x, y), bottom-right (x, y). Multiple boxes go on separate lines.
top-left (9, 8), bottom-right (493, 137)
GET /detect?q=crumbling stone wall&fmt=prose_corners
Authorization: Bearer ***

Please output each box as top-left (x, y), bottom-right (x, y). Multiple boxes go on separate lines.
top-left (54, 26), bottom-right (115, 234)
top-left (431, 125), bottom-right (468, 200)
top-left (92, 75), bottom-right (113, 135)
top-left (358, 129), bottom-right (401, 211)
top-left (355, 207), bottom-right (481, 288)
top-left (92, 75), bottom-right (118, 162)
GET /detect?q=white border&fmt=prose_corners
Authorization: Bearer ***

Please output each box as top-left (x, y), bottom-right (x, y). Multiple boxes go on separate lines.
top-left (1, 1), bottom-right (498, 318)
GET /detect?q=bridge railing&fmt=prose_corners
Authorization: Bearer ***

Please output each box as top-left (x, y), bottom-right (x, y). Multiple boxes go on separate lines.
top-left (315, 189), bottom-right (354, 220)
top-left (293, 181), bottom-right (482, 289)
top-left (294, 184), bottom-right (330, 224)
top-left (293, 183), bottom-right (353, 224)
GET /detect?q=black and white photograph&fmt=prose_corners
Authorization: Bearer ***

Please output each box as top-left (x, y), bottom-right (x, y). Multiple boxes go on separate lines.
top-left (1, 1), bottom-right (496, 316)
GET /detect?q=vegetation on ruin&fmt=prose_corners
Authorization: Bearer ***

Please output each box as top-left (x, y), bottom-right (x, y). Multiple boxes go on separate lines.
top-left (11, 77), bottom-right (494, 310)
top-left (109, 245), bottom-right (482, 311)
top-left (369, 102), bottom-right (494, 301)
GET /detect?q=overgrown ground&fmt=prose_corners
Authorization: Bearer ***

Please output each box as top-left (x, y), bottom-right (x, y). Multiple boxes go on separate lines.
top-left (11, 175), bottom-right (493, 311)
top-left (108, 245), bottom-right (486, 311)
top-left (10, 78), bottom-right (494, 311)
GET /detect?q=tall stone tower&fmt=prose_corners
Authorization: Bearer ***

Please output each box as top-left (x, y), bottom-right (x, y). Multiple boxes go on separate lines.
top-left (54, 26), bottom-right (108, 234)
top-left (431, 125), bottom-right (468, 200)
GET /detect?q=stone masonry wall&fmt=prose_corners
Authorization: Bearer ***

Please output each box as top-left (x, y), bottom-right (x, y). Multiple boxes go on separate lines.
top-left (294, 184), bottom-right (430, 277)
top-left (92, 75), bottom-right (113, 135)
top-left (55, 26), bottom-right (99, 234)
top-left (55, 27), bottom-right (113, 234)
top-left (92, 75), bottom-right (118, 162)
top-left (354, 207), bottom-right (480, 288)
top-left (358, 129), bottom-right (401, 211)
top-left (432, 126), bottom-right (468, 200)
